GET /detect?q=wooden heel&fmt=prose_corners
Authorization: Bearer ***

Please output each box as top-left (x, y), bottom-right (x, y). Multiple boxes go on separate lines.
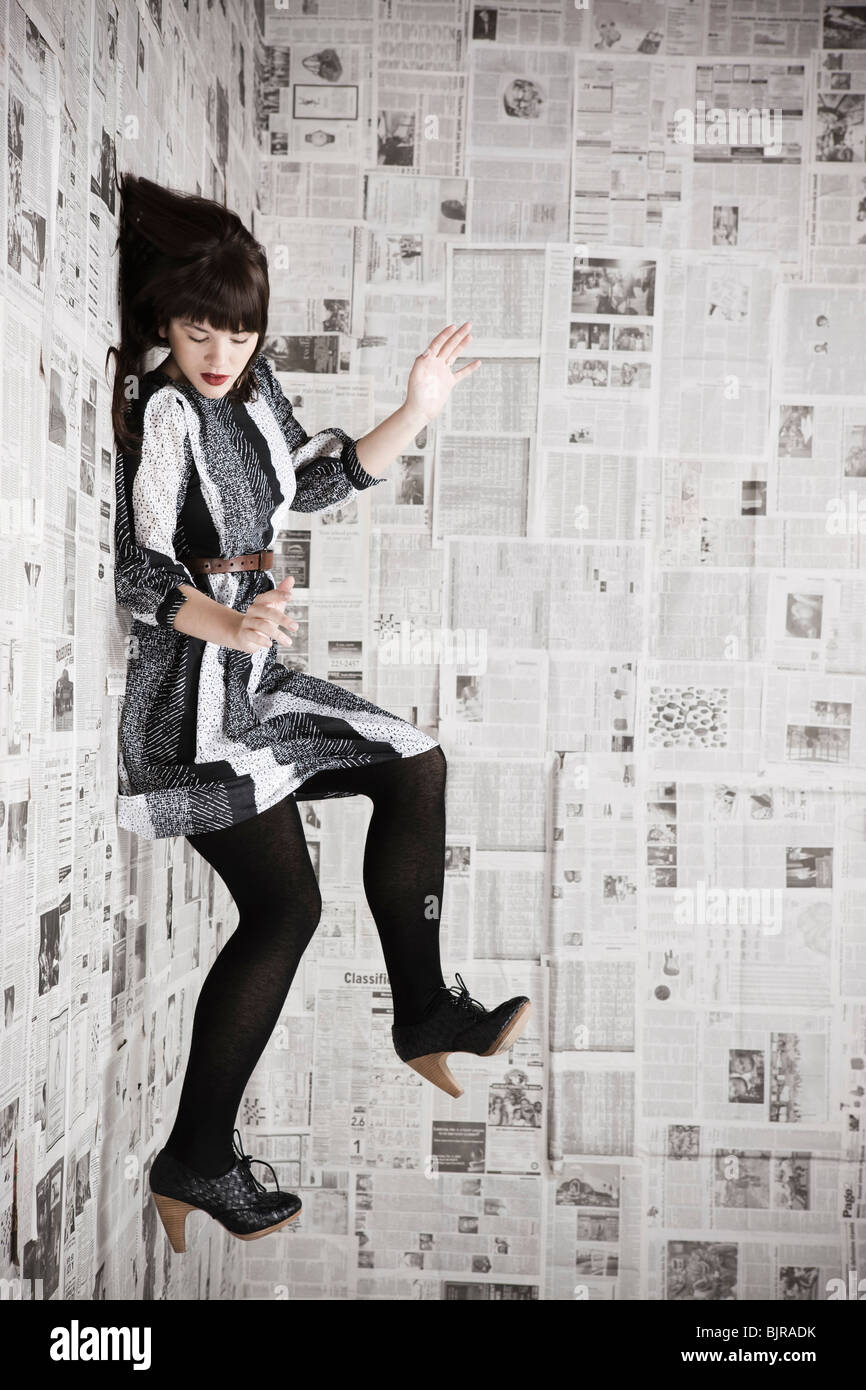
top-left (406, 1051), bottom-right (463, 1098)
top-left (406, 1004), bottom-right (533, 1097)
top-left (152, 1192), bottom-right (196, 1254)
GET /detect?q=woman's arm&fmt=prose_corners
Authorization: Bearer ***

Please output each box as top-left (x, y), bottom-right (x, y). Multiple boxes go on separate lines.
top-left (354, 322), bottom-right (480, 477)
top-left (352, 401), bottom-right (429, 479)
top-left (115, 390), bottom-right (250, 646)
top-left (173, 575), bottom-right (299, 654)
top-left (253, 352), bottom-right (385, 514)
top-left (171, 583), bottom-right (243, 644)
top-left (255, 324), bottom-right (478, 490)
top-left (114, 391), bottom-right (198, 629)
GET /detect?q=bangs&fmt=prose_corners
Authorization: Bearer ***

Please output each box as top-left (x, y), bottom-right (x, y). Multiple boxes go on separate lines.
top-left (155, 245), bottom-right (269, 338)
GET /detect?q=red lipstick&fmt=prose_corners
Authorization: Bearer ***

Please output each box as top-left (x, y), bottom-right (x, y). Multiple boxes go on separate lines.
top-left (201, 373), bottom-right (230, 385)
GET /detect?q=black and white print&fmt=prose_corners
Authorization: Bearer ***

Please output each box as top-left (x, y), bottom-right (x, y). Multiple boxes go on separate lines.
top-left (113, 349), bottom-right (439, 838)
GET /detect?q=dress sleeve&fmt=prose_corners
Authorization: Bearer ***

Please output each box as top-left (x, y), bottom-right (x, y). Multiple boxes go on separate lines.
top-left (114, 389), bottom-right (197, 629)
top-left (253, 350), bottom-right (385, 515)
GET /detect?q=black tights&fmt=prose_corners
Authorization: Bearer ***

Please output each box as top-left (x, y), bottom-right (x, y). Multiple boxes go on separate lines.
top-left (164, 744), bottom-right (448, 1176)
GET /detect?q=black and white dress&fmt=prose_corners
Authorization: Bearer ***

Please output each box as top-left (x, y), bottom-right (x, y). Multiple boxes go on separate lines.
top-left (114, 349), bottom-right (438, 839)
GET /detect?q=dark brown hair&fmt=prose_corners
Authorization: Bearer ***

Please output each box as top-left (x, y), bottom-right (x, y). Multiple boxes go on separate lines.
top-left (105, 172), bottom-right (269, 452)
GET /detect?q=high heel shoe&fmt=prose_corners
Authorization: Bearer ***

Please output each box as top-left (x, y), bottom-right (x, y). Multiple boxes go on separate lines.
top-left (392, 972), bottom-right (531, 1098)
top-left (149, 1129), bottom-right (302, 1253)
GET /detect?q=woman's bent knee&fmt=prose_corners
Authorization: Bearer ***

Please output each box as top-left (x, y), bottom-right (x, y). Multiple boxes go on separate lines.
top-left (424, 743), bottom-right (447, 784)
top-left (234, 867), bottom-right (321, 922)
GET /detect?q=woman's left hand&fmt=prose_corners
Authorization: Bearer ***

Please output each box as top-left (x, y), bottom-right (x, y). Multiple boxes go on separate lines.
top-left (405, 322), bottom-right (481, 423)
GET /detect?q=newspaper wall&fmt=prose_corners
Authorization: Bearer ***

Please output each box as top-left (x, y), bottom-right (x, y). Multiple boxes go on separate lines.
top-left (2, 0), bottom-right (865, 1304)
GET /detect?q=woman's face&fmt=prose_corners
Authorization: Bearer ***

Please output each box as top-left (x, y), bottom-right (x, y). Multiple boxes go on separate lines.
top-left (158, 316), bottom-right (259, 398)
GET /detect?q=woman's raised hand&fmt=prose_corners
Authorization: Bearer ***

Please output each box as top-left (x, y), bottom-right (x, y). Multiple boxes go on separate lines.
top-left (404, 322), bottom-right (481, 424)
top-left (227, 574), bottom-right (298, 654)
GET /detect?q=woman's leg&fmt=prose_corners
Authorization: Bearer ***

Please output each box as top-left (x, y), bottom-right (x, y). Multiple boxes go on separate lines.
top-left (165, 793), bottom-right (322, 1177)
top-left (295, 745), bottom-right (449, 1027)
top-left (168, 745), bottom-right (448, 1176)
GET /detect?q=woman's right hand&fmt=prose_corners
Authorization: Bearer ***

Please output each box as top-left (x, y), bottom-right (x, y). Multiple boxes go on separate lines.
top-left (226, 574), bottom-right (299, 654)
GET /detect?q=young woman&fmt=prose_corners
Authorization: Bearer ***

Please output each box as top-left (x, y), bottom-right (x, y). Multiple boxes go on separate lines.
top-left (108, 173), bottom-right (531, 1254)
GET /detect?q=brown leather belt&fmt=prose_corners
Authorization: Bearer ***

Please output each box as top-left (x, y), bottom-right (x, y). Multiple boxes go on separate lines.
top-left (187, 549), bottom-right (274, 575)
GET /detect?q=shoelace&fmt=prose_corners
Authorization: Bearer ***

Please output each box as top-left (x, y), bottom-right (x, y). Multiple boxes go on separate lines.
top-left (444, 972), bottom-right (486, 1017)
top-left (232, 1129), bottom-right (281, 1195)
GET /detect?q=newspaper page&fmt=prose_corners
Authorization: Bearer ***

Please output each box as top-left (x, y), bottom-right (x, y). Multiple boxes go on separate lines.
top-left (571, 56), bottom-right (693, 247)
top-left (540, 244), bottom-right (660, 453)
top-left (565, 1), bottom-right (705, 55)
top-left (467, 45), bottom-right (573, 242)
top-left (707, 4), bottom-right (819, 57)
top-left (658, 250), bottom-right (780, 458)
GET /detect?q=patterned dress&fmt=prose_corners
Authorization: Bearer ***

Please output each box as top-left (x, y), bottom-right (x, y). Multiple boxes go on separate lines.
top-left (114, 348), bottom-right (438, 839)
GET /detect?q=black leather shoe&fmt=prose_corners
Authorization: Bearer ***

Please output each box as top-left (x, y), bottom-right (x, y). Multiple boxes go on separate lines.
top-left (392, 973), bottom-right (531, 1098)
top-left (149, 1129), bottom-right (302, 1253)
